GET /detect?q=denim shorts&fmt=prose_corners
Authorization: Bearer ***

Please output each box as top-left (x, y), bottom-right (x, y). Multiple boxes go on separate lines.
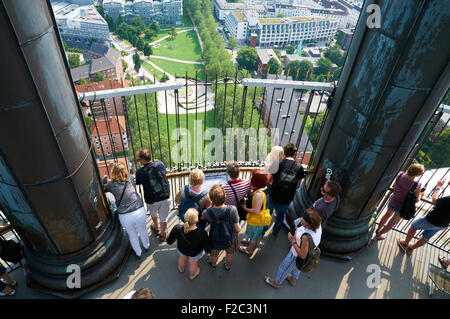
top-left (177, 247), bottom-right (203, 260)
top-left (411, 216), bottom-right (446, 239)
top-left (388, 202), bottom-right (401, 213)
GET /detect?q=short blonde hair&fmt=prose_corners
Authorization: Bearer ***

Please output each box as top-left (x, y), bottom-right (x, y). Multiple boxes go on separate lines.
top-left (406, 163), bottom-right (424, 177)
top-left (183, 208), bottom-right (199, 233)
top-left (189, 169), bottom-right (204, 186)
top-left (209, 184), bottom-right (226, 206)
top-left (266, 146), bottom-right (284, 164)
top-left (110, 162), bottom-right (130, 183)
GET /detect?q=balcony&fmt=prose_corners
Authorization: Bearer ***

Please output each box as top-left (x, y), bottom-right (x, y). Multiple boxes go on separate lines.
top-left (1, 76), bottom-right (449, 299)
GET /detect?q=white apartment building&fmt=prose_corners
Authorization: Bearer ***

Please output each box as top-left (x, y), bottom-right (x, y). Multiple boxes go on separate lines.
top-left (213, 0), bottom-right (265, 22)
top-left (52, 2), bottom-right (110, 48)
top-left (256, 17), bottom-right (338, 47)
top-left (224, 11), bottom-right (251, 42)
top-left (103, 0), bottom-right (182, 25)
top-left (337, 0), bottom-right (361, 27)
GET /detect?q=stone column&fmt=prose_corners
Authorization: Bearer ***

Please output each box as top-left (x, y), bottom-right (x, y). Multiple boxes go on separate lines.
top-left (0, 0), bottom-right (130, 297)
top-left (288, 0), bottom-right (450, 256)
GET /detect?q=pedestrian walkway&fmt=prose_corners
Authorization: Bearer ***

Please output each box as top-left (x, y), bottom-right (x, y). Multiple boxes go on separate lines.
top-left (7, 211), bottom-right (450, 299)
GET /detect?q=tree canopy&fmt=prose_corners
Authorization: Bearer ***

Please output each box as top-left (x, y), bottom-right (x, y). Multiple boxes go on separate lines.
top-left (236, 47), bottom-right (258, 71)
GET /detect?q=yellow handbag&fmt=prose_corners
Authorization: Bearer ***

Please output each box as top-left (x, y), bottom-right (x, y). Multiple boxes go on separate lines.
top-left (246, 190), bottom-right (272, 227)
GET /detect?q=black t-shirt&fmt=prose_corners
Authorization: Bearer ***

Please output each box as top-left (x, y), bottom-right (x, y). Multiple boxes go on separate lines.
top-left (167, 225), bottom-right (211, 256)
top-left (135, 161), bottom-right (169, 204)
top-left (270, 158), bottom-right (305, 204)
top-left (426, 196), bottom-right (450, 227)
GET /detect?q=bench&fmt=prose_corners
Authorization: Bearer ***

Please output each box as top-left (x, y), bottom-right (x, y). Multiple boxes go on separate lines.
top-left (428, 264), bottom-right (450, 296)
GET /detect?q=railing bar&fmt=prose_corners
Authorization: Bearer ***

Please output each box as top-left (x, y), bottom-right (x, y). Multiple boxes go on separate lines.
top-left (295, 90), bottom-right (314, 150)
top-left (153, 76), bottom-right (163, 161)
top-left (100, 98), bottom-right (117, 162)
top-left (88, 101), bottom-right (109, 175)
top-left (280, 85), bottom-right (296, 143)
top-left (142, 76), bottom-right (154, 158)
top-left (221, 69), bottom-right (229, 136)
top-left (256, 87), bottom-right (266, 142)
top-left (185, 71), bottom-right (190, 166)
top-left (195, 70), bottom-right (198, 165)
top-left (164, 88), bottom-right (172, 169)
top-left (131, 78), bottom-right (143, 148)
top-left (262, 81), bottom-right (277, 149)
top-left (213, 69), bottom-right (218, 128)
top-left (246, 86), bottom-right (258, 162)
top-left (307, 107), bottom-right (330, 171)
top-left (301, 90), bottom-right (326, 161)
top-left (203, 68), bottom-right (208, 165)
top-left (230, 70), bottom-right (238, 129)
top-left (175, 89), bottom-right (181, 170)
top-left (122, 95), bottom-right (138, 171)
top-left (109, 81), bottom-right (129, 169)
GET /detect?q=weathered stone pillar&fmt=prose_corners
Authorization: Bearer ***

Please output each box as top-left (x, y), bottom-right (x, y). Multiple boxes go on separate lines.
top-left (288, 0), bottom-right (450, 256)
top-left (0, 0), bottom-right (130, 297)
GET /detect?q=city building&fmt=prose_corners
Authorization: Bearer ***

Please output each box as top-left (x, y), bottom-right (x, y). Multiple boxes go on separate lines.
top-left (97, 157), bottom-right (128, 177)
top-left (284, 53), bottom-right (318, 69)
top-left (76, 79), bottom-right (129, 118)
top-left (336, 0), bottom-right (361, 27)
top-left (91, 116), bottom-right (129, 157)
top-left (213, 0), bottom-right (265, 22)
top-left (255, 16), bottom-right (338, 48)
top-left (70, 43), bottom-right (124, 82)
top-left (103, 0), bottom-right (183, 26)
top-left (256, 49), bottom-right (282, 75)
top-left (52, 1), bottom-right (110, 49)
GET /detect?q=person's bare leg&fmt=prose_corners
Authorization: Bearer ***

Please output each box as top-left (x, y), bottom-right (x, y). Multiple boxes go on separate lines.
top-left (247, 239), bottom-right (258, 254)
top-left (377, 212), bottom-right (401, 238)
top-left (401, 227), bottom-right (417, 246)
top-left (189, 258), bottom-right (200, 280)
top-left (376, 208), bottom-right (394, 234)
top-left (151, 217), bottom-right (160, 233)
top-left (178, 255), bottom-right (187, 273)
top-left (0, 272), bottom-right (14, 285)
top-left (160, 221), bottom-right (167, 237)
top-left (210, 255), bottom-right (218, 267)
top-left (408, 236), bottom-right (429, 252)
top-left (225, 253), bottom-right (233, 268)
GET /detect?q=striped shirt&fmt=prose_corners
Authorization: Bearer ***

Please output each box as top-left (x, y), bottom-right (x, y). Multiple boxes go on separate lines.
top-left (223, 179), bottom-right (251, 206)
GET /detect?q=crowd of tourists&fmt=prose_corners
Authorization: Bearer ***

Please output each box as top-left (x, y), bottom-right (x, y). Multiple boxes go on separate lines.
top-left (1, 142), bottom-right (448, 298)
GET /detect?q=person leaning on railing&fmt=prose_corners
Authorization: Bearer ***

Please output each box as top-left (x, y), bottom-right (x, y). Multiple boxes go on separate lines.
top-left (375, 163), bottom-right (425, 240)
top-left (105, 162), bottom-right (150, 259)
top-left (397, 180), bottom-right (450, 256)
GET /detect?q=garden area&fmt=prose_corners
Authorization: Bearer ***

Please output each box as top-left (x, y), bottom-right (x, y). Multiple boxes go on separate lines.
top-left (151, 30), bottom-right (203, 62)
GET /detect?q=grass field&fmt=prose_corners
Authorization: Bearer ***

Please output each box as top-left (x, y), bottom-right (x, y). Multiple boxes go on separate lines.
top-left (151, 30), bottom-right (203, 62)
top-left (142, 62), bottom-right (168, 82)
top-left (182, 6), bottom-right (194, 28)
top-left (149, 58), bottom-right (206, 81)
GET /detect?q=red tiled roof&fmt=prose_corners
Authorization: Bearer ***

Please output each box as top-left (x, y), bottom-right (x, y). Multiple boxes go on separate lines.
top-left (75, 79), bottom-right (129, 95)
top-left (97, 157), bottom-right (128, 178)
top-left (91, 116), bottom-right (126, 137)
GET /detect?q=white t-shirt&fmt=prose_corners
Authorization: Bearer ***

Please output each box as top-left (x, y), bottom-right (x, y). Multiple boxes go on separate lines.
top-left (290, 225), bottom-right (322, 257)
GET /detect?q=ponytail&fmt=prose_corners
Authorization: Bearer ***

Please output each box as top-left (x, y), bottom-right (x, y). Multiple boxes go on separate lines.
top-left (183, 220), bottom-right (191, 234)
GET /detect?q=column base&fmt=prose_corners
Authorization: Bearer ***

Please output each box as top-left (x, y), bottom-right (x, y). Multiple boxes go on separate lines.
top-left (21, 215), bottom-right (131, 299)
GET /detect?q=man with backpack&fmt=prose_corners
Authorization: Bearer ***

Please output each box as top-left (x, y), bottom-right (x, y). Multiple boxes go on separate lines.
top-left (135, 148), bottom-right (171, 241)
top-left (268, 142), bottom-right (305, 236)
top-left (201, 184), bottom-right (241, 271)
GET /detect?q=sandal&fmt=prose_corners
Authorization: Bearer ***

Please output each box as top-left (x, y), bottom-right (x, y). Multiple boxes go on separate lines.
top-left (239, 245), bottom-right (252, 257)
top-left (438, 254), bottom-right (449, 270)
top-left (189, 268), bottom-right (200, 280)
top-left (241, 238), bottom-right (250, 245)
top-left (158, 233), bottom-right (166, 242)
top-left (264, 276), bottom-right (280, 289)
top-left (0, 279), bottom-right (17, 287)
top-left (0, 288), bottom-right (15, 296)
top-left (397, 238), bottom-right (412, 255)
top-left (150, 225), bottom-right (160, 236)
top-left (375, 231), bottom-right (386, 240)
top-left (286, 276), bottom-right (296, 287)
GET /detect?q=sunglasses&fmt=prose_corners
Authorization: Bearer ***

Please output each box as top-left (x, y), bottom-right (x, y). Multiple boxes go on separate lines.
top-left (321, 186), bottom-right (331, 196)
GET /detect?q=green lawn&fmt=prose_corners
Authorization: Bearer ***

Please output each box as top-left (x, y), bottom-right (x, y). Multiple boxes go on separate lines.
top-left (149, 27), bottom-right (185, 43)
top-left (142, 62), bottom-right (169, 82)
top-left (149, 58), bottom-right (206, 81)
top-left (151, 30), bottom-right (202, 62)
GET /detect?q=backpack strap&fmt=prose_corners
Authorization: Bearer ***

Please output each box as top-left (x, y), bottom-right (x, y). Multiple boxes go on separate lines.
top-left (194, 190), bottom-right (208, 202)
top-left (228, 181), bottom-right (241, 205)
top-left (184, 185), bottom-right (190, 198)
top-left (410, 181), bottom-right (418, 192)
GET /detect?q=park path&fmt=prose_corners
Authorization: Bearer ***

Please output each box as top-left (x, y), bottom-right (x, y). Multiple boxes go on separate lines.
top-left (186, 8), bottom-right (204, 53)
top-left (150, 56), bottom-right (204, 65)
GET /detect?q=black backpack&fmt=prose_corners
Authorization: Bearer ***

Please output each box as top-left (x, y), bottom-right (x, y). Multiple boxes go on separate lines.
top-left (270, 160), bottom-right (301, 204)
top-left (177, 185), bottom-right (208, 222)
top-left (295, 233), bottom-right (321, 273)
top-left (399, 182), bottom-right (418, 220)
top-left (209, 207), bottom-right (234, 250)
top-left (143, 163), bottom-right (170, 203)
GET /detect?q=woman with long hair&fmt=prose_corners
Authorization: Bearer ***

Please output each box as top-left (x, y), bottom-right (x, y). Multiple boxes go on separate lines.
top-left (167, 208), bottom-right (211, 280)
top-left (265, 209), bottom-right (322, 288)
top-left (105, 162), bottom-right (149, 259)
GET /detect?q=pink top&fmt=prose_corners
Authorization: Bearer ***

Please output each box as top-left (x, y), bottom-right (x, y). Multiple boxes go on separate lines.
top-left (389, 172), bottom-right (421, 209)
